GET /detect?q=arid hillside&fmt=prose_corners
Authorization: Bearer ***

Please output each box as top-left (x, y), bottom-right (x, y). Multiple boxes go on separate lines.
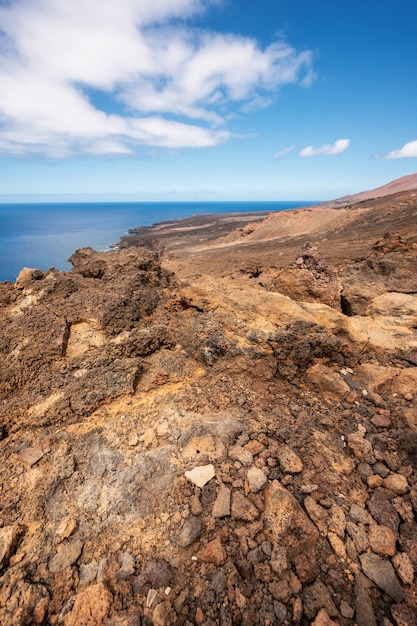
top-left (1, 186), bottom-right (417, 625)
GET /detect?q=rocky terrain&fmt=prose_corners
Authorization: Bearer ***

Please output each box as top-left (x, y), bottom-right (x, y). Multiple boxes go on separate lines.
top-left (1, 186), bottom-right (417, 625)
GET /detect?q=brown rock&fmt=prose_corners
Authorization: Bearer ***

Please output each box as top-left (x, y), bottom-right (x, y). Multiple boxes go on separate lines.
top-left (367, 474), bottom-right (383, 489)
top-left (384, 474), bottom-right (409, 495)
top-left (197, 537), bottom-right (227, 566)
top-left (62, 583), bottom-right (112, 626)
top-left (369, 524), bottom-right (397, 557)
top-left (48, 539), bottom-right (83, 574)
top-left (264, 481), bottom-right (319, 560)
top-left (276, 445), bottom-right (303, 474)
top-left (393, 553), bottom-right (415, 585)
top-left (391, 603), bottom-right (417, 626)
top-left (302, 580), bottom-right (339, 620)
top-left (367, 493), bottom-right (400, 533)
top-left (306, 364), bottom-right (350, 397)
top-left (231, 491), bottom-right (259, 521)
top-left (304, 496), bottom-right (328, 535)
top-left (346, 522), bottom-right (369, 554)
top-left (360, 552), bottom-right (404, 602)
top-left (312, 608), bottom-right (340, 626)
top-left (212, 483), bottom-right (231, 518)
top-left (0, 525), bottom-right (22, 569)
top-left (347, 425), bottom-right (376, 463)
top-left (371, 414), bottom-right (392, 428)
top-left (18, 445), bottom-right (44, 467)
top-left (294, 547), bottom-right (320, 584)
top-left (328, 531), bottom-right (347, 560)
top-left (269, 580), bottom-right (292, 603)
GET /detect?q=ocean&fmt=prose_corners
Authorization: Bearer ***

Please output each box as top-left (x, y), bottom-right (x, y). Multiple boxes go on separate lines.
top-left (0, 201), bottom-right (316, 283)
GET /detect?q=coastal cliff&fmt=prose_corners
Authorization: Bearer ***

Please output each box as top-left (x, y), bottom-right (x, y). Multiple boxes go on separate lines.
top-left (1, 189), bottom-right (417, 625)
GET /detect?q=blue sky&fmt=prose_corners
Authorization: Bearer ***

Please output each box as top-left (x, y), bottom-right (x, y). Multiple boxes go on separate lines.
top-left (0, 0), bottom-right (416, 202)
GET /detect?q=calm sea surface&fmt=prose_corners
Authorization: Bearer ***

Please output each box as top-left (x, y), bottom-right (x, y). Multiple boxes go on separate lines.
top-left (0, 201), bottom-right (316, 283)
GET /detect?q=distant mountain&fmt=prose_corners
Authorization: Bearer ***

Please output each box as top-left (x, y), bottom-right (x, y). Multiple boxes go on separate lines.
top-left (322, 172), bottom-right (417, 207)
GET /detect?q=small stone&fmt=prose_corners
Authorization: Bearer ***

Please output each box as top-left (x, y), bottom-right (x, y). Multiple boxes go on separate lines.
top-left (271, 547), bottom-right (288, 576)
top-left (245, 440), bottom-right (265, 456)
top-left (18, 445), bottom-right (44, 467)
top-left (247, 467), bottom-right (267, 493)
top-left (347, 425), bottom-right (375, 463)
top-left (302, 580), bottom-right (339, 620)
top-left (346, 522), bottom-right (369, 554)
top-left (373, 462), bottom-right (390, 478)
top-left (116, 552), bottom-right (135, 580)
top-left (231, 491), bottom-right (259, 521)
top-left (210, 571), bottom-right (227, 594)
top-left (178, 516), bottom-right (202, 548)
top-left (304, 496), bottom-right (328, 535)
top-left (301, 484), bottom-right (319, 494)
top-left (133, 559), bottom-right (172, 594)
top-left (269, 580), bottom-right (292, 603)
top-left (355, 572), bottom-right (377, 626)
top-left (392, 497), bottom-right (414, 523)
top-left (128, 432), bottom-right (139, 446)
top-left (367, 496), bottom-right (400, 534)
top-left (384, 474), bottom-right (409, 495)
top-left (147, 589), bottom-right (158, 608)
top-left (391, 603), bottom-right (417, 626)
top-left (369, 524), bottom-right (397, 557)
top-left (212, 484), bottom-right (231, 518)
top-left (55, 518), bottom-right (77, 544)
top-left (371, 414), bottom-right (392, 428)
top-left (0, 525), bottom-right (21, 569)
top-left (350, 503), bottom-right (371, 524)
top-left (49, 539), bottom-right (83, 573)
top-left (79, 561), bottom-right (99, 587)
top-left (276, 445), bottom-right (303, 474)
top-left (360, 552), bottom-right (404, 602)
top-left (228, 445), bottom-right (253, 466)
top-left (328, 531), bottom-right (347, 560)
top-left (329, 504), bottom-right (346, 538)
top-left (340, 600), bottom-right (355, 619)
top-left (392, 552), bottom-right (414, 585)
top-left (63, 583), bottom-right (112, 626)
top-left (294, 548), bottom-right (320, 584)
top-left (367, 474), bottom-right (383, 489)
top-left (274, 600), bottom-right (288, 623)
top-left (190, 493), bottom-right (202, 516)
top-left (185, 465), bottom-right (215, 488)
top-left (312, 608), bottom-right (339, 626)
top-left (197, 537), bottom-right (226, 566)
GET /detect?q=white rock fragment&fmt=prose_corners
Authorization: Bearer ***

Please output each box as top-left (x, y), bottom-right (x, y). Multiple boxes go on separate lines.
top-left (185, 464), bottom-right (215, 488)
top-left (247, 467), bottom-right (267, 493)
top-left (146, 588), bottom-right (158, 608)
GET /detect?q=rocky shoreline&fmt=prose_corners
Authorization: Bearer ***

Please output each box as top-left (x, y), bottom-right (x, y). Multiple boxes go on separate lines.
top-left (1, 189), bottom-right (417, 625)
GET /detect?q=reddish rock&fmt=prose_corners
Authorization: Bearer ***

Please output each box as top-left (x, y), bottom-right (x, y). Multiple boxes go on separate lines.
top-left (384, 474), bottom-right (409, 495)
top-left (264, 481), bottom-right (319, 560)
top-left (197, 538), bottom-right (227, 566)
top-left (369, 524), bottom-right (397, 557)
top-left (231, 491), bottom-right (259, 521)
top-left (62, 583), bottom-right (112, 626)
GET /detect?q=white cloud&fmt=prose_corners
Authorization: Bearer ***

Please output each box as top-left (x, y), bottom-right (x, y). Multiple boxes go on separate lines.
top-left (299, 138), bottom-right (350, 157)
top-left (0, 0), bottom-right (313, 156)
top-left (273, 145), bottom-right (295, 159)
top-left (384, 140), bottom-right (417, 159)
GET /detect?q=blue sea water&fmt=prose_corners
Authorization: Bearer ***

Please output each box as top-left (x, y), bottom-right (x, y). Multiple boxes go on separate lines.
top-left (0, 201), bottom-right (316, 283)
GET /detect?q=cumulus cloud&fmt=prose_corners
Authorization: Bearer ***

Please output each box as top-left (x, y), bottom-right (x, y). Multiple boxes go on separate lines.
top-left (273, 145), bottom-right (295, 159)
top-left (299, 138), bottom-right (350, 157)
top-left (0, 0), bottom-right (313, 157)
top-left (384, 140), bottom-right (417, 159)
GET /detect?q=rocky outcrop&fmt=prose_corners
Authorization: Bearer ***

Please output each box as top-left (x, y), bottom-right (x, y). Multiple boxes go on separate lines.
top-left (1, 239), bottom-right (417, 625)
